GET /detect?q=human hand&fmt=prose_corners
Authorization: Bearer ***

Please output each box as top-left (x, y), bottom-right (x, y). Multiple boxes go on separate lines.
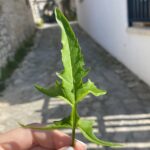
top-left (0, 126), bottom-right (87, 150)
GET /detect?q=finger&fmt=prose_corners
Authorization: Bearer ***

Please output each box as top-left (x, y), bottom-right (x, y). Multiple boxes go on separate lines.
top-left (0, 127), bottom-right (86, 150)
top-left (20, 124), bottom-right (86, 150)
top-left (0, 127), bottom-right (57, 150)
top-left (32, 129), bottom-right (72, 149)
top-left (0, 128), bottom-right (33, 150)
top-left (30, 146), bottom-right (48, 150)
top-left (32, 130), bottom-right (86, 150)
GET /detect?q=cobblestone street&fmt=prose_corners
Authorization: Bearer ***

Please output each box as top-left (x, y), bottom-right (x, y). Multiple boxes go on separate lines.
top-left (0, 23), bottom-right (150, 150)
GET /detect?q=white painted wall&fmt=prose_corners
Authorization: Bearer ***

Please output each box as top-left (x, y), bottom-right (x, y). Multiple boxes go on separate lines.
top-left (76, 0), bottom-right (150, 86)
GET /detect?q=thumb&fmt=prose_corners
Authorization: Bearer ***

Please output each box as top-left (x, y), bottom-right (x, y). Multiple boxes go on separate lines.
top-left (58, 146), bottom-right (74, 150)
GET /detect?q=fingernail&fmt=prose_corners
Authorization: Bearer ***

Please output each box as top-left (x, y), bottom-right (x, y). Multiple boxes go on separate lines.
top-left (59, 147), bottom-right (74, 150)
top-left (76, 140), bottom-right (87, 149)
top-left (66, 147), bottom-right (74, 150)
top-left (59, 146), bottom-right (74, 150)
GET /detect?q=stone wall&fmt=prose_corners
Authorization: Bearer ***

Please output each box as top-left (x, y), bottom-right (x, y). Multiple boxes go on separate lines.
top-left (0, 0), bottom-right (34, 68)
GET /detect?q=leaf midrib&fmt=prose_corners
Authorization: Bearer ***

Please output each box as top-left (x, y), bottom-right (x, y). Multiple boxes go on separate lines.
top-left (63, 25), bottom-right (77, 101)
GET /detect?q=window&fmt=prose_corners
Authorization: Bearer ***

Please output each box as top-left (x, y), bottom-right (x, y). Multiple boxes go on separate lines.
top-left (128, 0), bottom-right (150, 26)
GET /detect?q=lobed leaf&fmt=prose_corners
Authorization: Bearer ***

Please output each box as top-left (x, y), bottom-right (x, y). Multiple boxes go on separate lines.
top-left (55, 8), bottom-right (107, 104)
top-left (35, 9), bottom-right (107, 105)
top-left (35, 82), bottom-right (72, 105)
top-left (55, 8), bottom-right (88, 103)
top-left (20, 116), bottom-right (72, 130)
top-left (24, 8), bottom-right (120, 148)
top-left (78, 119), bottom-right (121, 147)
top-left (76, 79), bottom-right (107, 103)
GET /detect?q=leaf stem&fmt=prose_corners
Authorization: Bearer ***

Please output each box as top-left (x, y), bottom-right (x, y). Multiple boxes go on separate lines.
top-left (71, 103), bottom-right (77, 147)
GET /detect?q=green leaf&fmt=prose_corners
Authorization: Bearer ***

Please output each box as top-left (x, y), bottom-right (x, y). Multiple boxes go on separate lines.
top-left (27, 8), bottom-right (119, 147)
top-left (35, 82), bottom-right (72, 105)
top-left (35, 83), bottom-right (60, 97)
top-left (78, 119), bottom-right (121, 147)
top-left (55, 8), bottom-right (88, 104)
top-left (76, 79), bottom-right (107, 103)
top-left (35, 8), bottom-right (106, 105)
top-left (20, 116), bottom-right (72, 130)
top-left (55, 8), bottom-right (107, 104)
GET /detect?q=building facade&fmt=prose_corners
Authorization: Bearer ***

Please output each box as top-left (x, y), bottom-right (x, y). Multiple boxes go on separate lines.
top-left (76, 0), bottom-right (150, 86)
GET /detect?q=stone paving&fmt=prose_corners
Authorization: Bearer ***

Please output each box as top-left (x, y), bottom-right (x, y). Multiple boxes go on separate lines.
top-left (0, 23), bottom-right (150, 150)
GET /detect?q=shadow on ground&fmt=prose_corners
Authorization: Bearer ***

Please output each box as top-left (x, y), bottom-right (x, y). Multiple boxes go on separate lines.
top-left (0, 23), bottom-right (150, 149)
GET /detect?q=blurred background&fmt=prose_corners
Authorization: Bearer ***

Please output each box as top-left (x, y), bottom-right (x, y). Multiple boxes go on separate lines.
top-left (31, 0), bottom-right (76, 24)
top-left (1, 0), bottom-right (150, 150)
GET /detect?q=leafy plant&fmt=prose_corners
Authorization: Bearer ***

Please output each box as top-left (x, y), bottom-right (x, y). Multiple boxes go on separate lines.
top-left (22, 8), bottom-right (120, 148)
